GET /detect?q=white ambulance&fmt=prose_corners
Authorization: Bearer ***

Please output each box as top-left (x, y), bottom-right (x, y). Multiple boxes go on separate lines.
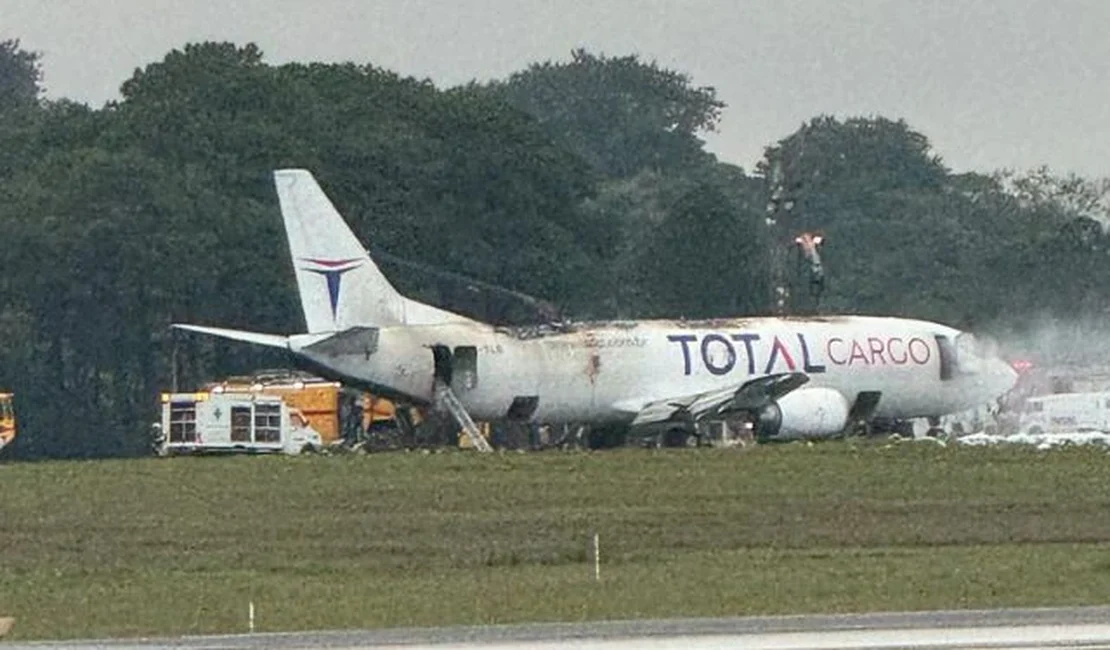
top-left (1018, 392), bottom-right (1110, 435)
top-left (157, 391), bottom-right (323, 455)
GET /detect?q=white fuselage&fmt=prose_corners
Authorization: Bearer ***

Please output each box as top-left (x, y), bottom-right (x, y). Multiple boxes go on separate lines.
top-left (291, 315), bottom-right (1017, 426)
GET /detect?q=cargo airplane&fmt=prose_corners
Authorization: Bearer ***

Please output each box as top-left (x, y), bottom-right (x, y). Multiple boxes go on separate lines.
top-left (175, 170), bottom-right (1018, 444)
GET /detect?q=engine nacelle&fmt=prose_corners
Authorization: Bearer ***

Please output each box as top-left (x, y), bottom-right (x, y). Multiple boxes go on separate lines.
top-left (754, 387), bottom-right (851, 441)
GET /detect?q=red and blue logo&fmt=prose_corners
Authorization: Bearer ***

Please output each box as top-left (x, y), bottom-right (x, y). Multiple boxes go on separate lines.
top-left (298, 257), bottom-right (364, 318)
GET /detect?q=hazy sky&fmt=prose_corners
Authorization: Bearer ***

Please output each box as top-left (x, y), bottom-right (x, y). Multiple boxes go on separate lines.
top-left (4, 0), bottom-right (1109, 177)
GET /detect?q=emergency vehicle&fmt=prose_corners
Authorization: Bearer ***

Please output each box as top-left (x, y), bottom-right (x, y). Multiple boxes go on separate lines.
top-left (1018, 391), bottom-right (1110, 435)
top-left (157, 391), bottom-right (323, 455)
top-left (0, 392), bottom-right (15, 454)
top-left (202, 369), bottom-right (418, 446)
top-left (156, 370), bottom-right (427, 455)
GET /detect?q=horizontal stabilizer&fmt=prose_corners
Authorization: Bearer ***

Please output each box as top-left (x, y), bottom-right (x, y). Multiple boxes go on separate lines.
top-left (303, 326), bottom-right (380, 357)
top-left (172, 324), bottom-right (290, 349)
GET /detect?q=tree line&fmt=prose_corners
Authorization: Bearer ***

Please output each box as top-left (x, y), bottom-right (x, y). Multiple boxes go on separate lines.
top-left (1, 40), bottom-right (1107, 458)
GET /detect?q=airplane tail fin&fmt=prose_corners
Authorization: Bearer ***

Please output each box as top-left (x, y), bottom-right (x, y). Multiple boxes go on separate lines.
top-left (274, 169), bottom-right (410, 333)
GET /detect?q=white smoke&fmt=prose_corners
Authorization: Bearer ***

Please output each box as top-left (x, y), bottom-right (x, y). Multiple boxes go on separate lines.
top-left (993, 314), bottom-right (1110, 368)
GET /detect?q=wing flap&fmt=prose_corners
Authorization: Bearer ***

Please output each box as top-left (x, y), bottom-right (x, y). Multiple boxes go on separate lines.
top-left (625, 372), bottom-right (810, 427)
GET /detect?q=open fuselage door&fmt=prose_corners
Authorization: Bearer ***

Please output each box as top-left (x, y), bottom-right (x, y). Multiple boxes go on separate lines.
top-left (431, 344), bottom-right (492, 452)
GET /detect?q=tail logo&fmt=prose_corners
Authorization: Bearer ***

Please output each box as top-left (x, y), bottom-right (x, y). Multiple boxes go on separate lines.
top-left (298, 258), bottom-right (365, 319)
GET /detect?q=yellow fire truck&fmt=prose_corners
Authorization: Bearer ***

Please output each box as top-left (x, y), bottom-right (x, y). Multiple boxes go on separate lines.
top-left (157, 370), bottom-right (422, 454)
top-left (0, 392), bottom-right (15, 454)
top-left (202, 370), bottom-right (417, 445)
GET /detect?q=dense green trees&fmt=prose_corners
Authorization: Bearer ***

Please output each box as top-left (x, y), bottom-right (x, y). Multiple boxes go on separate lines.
top-left (0, 42), bottom-right (1104, 458)
top-left (0, 38), bottom-right (42, 111)
top-left (484, 49), bottom-right (723, 179)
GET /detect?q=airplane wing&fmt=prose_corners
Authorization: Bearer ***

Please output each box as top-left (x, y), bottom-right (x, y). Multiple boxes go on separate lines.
top-left (623, 372), bottom-right (810, 427)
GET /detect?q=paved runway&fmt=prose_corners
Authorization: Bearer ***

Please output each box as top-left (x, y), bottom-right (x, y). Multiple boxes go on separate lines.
top-left (9, 606), bottom-right (1110, 649)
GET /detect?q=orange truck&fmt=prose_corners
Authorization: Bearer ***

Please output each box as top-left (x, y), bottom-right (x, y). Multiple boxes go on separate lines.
top-left (0, 392), bottom-right (15, 454)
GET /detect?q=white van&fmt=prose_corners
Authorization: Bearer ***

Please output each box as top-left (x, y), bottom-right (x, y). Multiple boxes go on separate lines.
top-left (1018, 392), bottom-right (1110, 435)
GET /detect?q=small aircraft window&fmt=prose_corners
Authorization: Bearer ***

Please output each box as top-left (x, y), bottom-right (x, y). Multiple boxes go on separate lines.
top-left (1026, 401), bottom-right (1044, 413)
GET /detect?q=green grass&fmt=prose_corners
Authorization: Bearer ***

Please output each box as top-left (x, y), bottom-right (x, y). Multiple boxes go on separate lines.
top-left (3, 441), bottom-right (1110, 640)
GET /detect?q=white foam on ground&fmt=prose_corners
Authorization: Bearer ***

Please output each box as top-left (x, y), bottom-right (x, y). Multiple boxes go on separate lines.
top-left (957, 430), bottom-right (1110, 450)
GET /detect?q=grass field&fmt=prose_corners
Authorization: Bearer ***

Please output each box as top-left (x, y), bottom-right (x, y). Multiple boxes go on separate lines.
top-left (2, 441), bottom-right (1110, 640)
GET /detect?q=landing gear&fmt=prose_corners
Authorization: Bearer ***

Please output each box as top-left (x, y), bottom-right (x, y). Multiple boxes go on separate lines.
top-left (848, 420), bottom-right (872, 438)
top-left (660, 427), bottom-right (699, 448)
top-left (893, 419), bottom-right (914, 437)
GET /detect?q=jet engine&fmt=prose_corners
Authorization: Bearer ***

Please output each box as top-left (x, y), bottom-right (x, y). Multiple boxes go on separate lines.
top-left (753, 387), bottom-right (851, 441)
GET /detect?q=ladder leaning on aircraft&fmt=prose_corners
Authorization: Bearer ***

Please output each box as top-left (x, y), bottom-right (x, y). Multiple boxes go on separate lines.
top-left (172, 169), bottom-right (1019, 450)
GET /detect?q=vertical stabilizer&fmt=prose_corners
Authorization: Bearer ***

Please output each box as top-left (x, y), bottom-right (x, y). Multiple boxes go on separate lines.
top-left (275, 169), bottom-right (404, 332)
top-left (274, 169), bottom-right (472, 332)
